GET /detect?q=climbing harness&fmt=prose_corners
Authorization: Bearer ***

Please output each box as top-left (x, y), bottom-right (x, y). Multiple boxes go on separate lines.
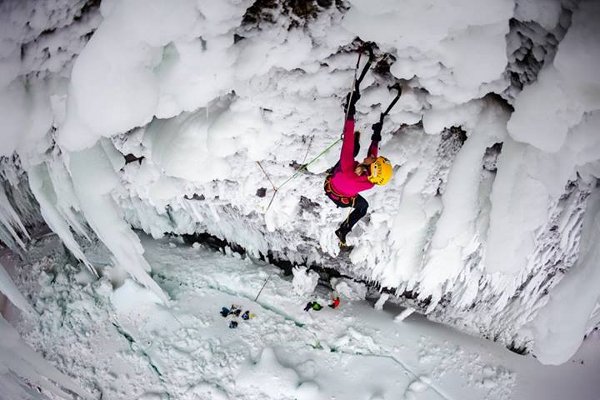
top-left (324, 174), bottom-right (355, 206)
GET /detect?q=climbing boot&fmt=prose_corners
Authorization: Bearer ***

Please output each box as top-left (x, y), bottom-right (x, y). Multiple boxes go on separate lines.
top-left (335, 227), bottom-right (349, 246)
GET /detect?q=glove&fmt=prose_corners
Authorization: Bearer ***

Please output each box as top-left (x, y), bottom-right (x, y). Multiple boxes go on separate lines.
top-left (371, 121), bottom-right (382, 141)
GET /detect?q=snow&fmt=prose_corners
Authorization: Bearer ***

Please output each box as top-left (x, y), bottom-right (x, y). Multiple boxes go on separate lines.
top-left (7, 235), bottom-right (600, 400)
top-left (486, 10), bottom-right (600, 280)
top-left (59, 0), bottom-right (201, 150)
top-left (331, 277), bottom-right (367, 301)
top-left (419, 99), bottom-right (509, 308)
top-left (236, 347), bottom-right (322, 400)
top-left (141, 101), bottom-right (275, 185)
top-left (345, 0), bottom-right (512, 103)
top-left (292, 266), bottom-right (319, 296)
top-left (111, 279), bottom-right (163, 317)
top-left (0, 0), bottom-right (100, 157)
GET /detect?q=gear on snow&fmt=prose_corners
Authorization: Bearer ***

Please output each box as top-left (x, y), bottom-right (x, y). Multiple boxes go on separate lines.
top-left (220, 304), bottom-right (255, 328)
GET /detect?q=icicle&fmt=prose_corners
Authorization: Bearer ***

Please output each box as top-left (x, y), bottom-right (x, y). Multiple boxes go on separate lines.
top-left (46, 157), bottom-right (90, 240)
top-left (28, 163), bottom-right (98, 278)
top-left (69, 140), bottom-right (168, 303)
top-left (530, 189), bottom-right (600, 364)
top-left (0, 185), bottom-right (30, 250)
top-left (0, 261), bottom-right (36, 315)
top-left (1, 160), bottom-right (44, 230)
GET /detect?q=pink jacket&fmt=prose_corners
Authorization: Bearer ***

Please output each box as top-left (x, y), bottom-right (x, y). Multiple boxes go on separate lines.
top-left (330, 119), bottom-right (378, 197)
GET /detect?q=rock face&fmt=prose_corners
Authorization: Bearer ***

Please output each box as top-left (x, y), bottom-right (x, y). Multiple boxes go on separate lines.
top-left (1, 0), bottom-right (599, 363)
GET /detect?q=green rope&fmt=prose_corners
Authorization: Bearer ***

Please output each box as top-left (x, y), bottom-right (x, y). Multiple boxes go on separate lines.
top-left (278, 137), bottom-right (341, 190)
top-left (264, 137), bottom-right (341, 213)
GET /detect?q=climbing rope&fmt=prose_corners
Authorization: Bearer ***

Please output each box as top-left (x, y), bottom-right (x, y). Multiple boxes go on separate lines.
top-left (256, 161), bottom-right (277, 192)
top-left (260, 137), bottom-right (342, 212)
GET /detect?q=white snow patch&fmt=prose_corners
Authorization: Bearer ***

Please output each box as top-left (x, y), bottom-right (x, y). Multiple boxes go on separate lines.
top-left (236, 347), bottom-right (324, 400)
top-left (330, 277), bottom-right (367, 301)
top-left (292, 266), bottom-right (319, 296)
top-left (395, 308), bottom-right (416, 323)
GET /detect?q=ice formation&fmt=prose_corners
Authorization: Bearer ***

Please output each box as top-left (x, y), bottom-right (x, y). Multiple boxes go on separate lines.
top-left (0, 0), bottom-right (599, 382)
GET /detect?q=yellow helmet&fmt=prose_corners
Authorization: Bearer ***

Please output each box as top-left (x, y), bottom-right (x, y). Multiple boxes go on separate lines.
top-left (368, 156), bottom-right (393, 185)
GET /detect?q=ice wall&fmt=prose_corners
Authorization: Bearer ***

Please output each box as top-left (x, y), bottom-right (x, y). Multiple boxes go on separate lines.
top-left (528, 188), bottom-right (600, 365)
top-left (0, 0), bottom-right (598, 365)
top-left (59, 0), bottom-right (252, 151)
top-left (69, 140), bottom-right (168, 302)
top-left (487, 0), bottom-right (600, 278)
top-left (498, 0), bottom-right (600, 362)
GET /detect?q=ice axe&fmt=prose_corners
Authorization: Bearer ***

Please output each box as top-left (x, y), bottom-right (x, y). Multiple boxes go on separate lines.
top-left (379, 82), bottom-right (402, 123)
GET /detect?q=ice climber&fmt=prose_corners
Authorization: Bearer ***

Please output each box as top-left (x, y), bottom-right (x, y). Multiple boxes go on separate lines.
top-left (324, 81), bottom-right (394, 248)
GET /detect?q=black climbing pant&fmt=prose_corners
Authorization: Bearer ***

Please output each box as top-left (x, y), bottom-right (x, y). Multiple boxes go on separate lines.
top-left (331, 194), bottom-right (368, 233)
